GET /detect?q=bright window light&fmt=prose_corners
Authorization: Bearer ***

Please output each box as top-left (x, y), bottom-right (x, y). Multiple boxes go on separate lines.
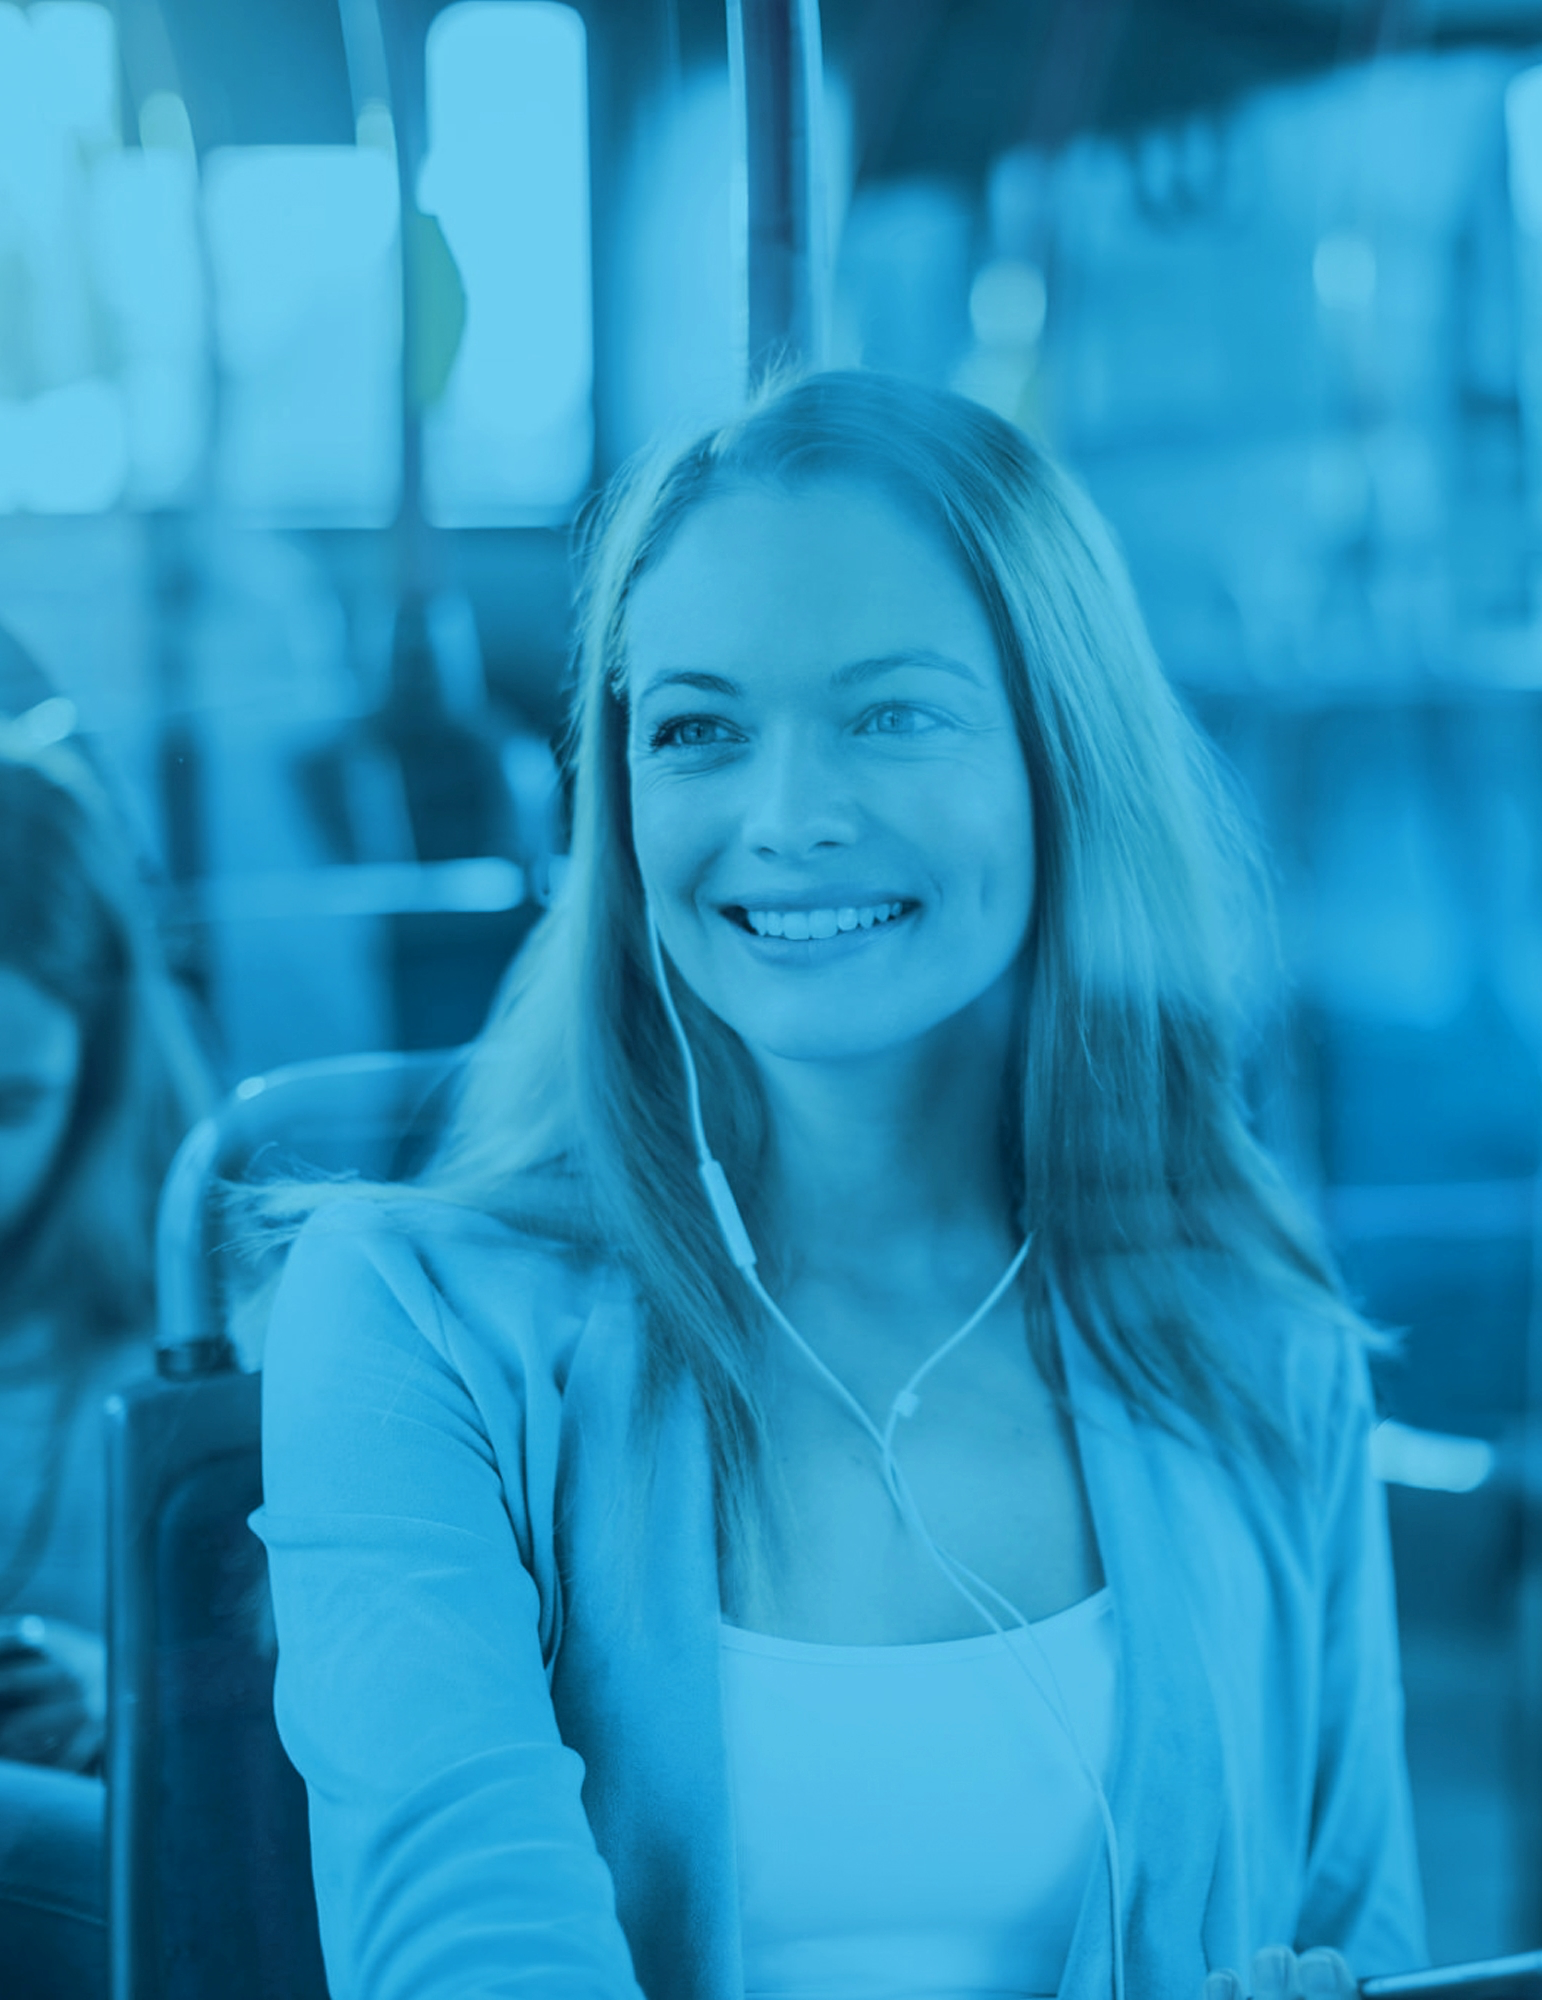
top-left (89, 150), bottom-right (206, 504)
top-left (0, 2), bottom-right (129, 514)
top-left (0, 2), bottom-right (117, 195)
top-left (1507, 64), bottom-right (1542, 236)
top-left (204, 147), bottom-right (402, 521)
top-left (0, 1), bottom-right (117, 242)
top-left (0, 380), bottom-right (126, 512)
top-left (418, 2), bottom-right (593, 524)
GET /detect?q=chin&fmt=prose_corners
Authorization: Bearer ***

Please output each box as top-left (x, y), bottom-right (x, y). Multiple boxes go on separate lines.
top-left (719, 998), bottom-right (954, 1069)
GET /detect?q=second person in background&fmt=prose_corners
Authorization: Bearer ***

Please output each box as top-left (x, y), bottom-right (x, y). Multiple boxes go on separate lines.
top-left (0, 731), bottom-right (211, 1991)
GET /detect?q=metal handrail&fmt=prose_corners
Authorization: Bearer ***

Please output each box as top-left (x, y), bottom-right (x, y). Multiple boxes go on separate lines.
top-left (730, 0), bottom-right (830, 384)
top-left (153, 1047), bottom-right (461, 1375)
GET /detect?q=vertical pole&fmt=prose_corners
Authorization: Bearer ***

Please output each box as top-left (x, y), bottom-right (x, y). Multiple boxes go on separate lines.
top-left (391, 42), bottom-right (429, 601)
top-left (727, 0), bottom-right (829, 390)
top-left (1505, 66), bottom-right (1542, 1937)
top-left (361, 0), bottom-right (433, 601)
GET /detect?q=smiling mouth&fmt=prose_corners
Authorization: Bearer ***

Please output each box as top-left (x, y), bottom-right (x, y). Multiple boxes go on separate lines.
top-left (723, 900), bottom-right (919, 941)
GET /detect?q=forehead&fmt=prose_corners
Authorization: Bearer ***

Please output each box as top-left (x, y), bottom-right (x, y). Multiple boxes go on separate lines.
top-left (624, 476), bottom-right (1001, 691)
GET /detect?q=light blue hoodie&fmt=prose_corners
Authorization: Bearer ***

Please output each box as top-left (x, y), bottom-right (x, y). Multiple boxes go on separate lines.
top-left (254, 1198), bottom-right (1428, 2000)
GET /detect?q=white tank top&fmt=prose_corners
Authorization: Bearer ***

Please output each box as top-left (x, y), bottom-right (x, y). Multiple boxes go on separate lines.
top-left (718, 1588), bottom-right (1119, 2000)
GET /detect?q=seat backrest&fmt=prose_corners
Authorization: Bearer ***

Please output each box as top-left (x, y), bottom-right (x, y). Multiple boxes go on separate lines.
top-left (107, 1049), bottom-right (461, 2000)
top-left (156, 1047), bottom-right (461, 1373)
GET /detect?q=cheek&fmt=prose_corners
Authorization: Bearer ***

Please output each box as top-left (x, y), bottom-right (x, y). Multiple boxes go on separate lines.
top-left (629, 774), bottom-right (718, 900)
top-left (984, 755), bottom-right (1036, 890)
top-left (626, 772), bottom-right (668, 891)
top-left (992, 788), bottom-right (1038, 916)
top-left (919, 760), bottom-right (1035, 912)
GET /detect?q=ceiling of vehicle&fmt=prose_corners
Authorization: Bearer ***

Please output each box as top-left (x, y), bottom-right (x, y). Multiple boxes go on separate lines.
top-left (126, 0), bottom-right (1542, 179)
top-left (823, 0), bottom-right (1542, 179)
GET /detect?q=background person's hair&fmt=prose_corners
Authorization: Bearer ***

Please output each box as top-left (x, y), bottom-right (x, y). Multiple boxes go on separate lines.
top-left (406, 369), bottom-right (1370, 1561)
top-left (0, 734), bottom-right (211, 1339)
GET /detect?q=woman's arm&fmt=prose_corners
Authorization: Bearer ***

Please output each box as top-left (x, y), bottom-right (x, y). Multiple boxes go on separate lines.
top-left (254, 1211), bottom-right (648, 2000)
top-left (1294, 1337), bottom-right (1428, 1973)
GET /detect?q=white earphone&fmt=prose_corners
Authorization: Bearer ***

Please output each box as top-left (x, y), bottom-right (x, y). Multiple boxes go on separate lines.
top-left (643, 902), bottom-right (1126, 2000)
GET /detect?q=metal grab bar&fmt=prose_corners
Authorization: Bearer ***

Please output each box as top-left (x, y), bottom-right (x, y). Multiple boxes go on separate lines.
top-left (729, 0), bottom-right (830, 383)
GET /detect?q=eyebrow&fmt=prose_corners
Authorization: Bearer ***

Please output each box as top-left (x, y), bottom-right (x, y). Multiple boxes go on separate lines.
top-left (634, 649), bottom-right (986, 706)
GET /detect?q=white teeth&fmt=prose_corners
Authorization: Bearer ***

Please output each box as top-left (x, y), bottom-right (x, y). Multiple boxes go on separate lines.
top-left (741, 901), bottom-right (908, 938)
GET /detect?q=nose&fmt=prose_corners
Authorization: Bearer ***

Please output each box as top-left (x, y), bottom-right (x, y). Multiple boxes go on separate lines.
top-left (736, 729), bottom-right (860, 858)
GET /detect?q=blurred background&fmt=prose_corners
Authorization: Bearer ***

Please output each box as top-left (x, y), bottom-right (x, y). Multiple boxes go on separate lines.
top-left (3, 0), bottom-right (1542, 1960)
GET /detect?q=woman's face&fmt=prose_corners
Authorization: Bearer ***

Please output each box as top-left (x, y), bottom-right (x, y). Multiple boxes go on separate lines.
top-left (626, 476), bottom-right (1036, 1069)
top-left (0, 967), bottom-right (81, 1238)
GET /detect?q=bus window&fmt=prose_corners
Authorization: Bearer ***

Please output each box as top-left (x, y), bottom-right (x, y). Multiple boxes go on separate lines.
top-left (204, 145), bottom-right (401, 521)
top-left (418, 2), bottom-right (593, 524)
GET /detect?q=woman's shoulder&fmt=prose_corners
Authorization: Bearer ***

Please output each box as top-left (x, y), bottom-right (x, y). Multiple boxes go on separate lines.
top-left (292, 1184), bottom-right (596, 1258)
top-left (268, 1187), bottom-right (634, 1391)
top-left (1231, 1292), bottom-right (1378, 1504)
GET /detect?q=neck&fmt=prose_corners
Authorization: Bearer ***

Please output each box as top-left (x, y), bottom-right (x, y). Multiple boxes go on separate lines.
top-left (753, 990), bottom-right (1021, 1292)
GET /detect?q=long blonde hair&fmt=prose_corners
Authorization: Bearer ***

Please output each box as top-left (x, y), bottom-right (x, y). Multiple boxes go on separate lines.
top-left (408, 369), bottom-right (1360, 1552)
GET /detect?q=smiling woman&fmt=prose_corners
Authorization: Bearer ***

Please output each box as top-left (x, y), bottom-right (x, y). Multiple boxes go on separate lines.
top-left (253, 372), bottom-right (1428, 2000)
top-left (627, 477), bottom-right (1035, 1092)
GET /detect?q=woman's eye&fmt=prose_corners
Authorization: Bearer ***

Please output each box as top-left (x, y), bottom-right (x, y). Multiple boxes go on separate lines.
top-left (646, 705), bottom-right (940, 749)
top-left (862, 703), bottom-right (938, 736)
top-left (648, 715), bottom-right (733, 751)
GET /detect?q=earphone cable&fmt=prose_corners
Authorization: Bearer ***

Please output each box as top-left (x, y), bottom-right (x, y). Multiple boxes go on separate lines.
top-left (645, 906), bottom-right (1126, 2000)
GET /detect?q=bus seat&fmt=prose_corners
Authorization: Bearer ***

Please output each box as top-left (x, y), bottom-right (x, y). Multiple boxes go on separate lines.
top-left (105, 1049), bottom-right (460, 2000)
